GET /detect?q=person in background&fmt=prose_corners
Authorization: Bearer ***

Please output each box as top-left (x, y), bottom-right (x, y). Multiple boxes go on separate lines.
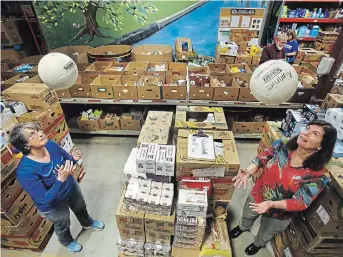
top-left (229, 120), bottom-right (336, 256)
top-left (259, 34), bottom-right (288, 64)
top-left (10, 122), bottom-right (105, 254)
top-left (285, 31), bottom-right (299, 64)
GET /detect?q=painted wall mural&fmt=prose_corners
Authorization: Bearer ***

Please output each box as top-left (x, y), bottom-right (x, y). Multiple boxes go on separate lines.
top-left (35, 0), bottom-right (267, 56)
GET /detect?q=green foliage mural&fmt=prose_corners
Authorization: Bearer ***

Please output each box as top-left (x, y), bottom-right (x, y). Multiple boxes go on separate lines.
top-left (34, 0), bottom-right (196, 49)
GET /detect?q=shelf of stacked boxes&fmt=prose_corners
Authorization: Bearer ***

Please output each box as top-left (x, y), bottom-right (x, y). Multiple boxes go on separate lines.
top-left (1, 83), bottom-right (85, 251)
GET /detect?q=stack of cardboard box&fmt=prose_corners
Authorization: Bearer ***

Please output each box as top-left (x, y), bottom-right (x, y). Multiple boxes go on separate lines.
top-left (314, 31), bottom-right (338, 53)
top-left (271, 158), bottom-right (343, 257)
top-left (294, 48), bottom-right (326, 67)
top-left (1, 114), bottom-right (53, 250)
top-left (257, 121), bottom-right (283, 154)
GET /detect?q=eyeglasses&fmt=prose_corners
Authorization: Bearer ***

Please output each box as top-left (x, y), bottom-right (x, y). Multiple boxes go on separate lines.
top-left (26, 130), bottom-right (44, 140)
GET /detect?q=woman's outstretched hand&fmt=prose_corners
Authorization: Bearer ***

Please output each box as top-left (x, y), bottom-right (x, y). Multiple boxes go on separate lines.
top-left (249, 201), bottom-right (273, 214)
top-left (233, 168), bottom-right (250, 190)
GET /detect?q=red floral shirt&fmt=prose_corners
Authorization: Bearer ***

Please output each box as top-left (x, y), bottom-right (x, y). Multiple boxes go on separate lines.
top-left (251, 139), bottom-right (329, 220)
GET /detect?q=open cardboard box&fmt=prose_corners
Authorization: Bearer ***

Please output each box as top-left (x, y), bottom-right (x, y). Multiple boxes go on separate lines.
top-left (131, 44), bottom-right (173, 62)
top-left (50, 45), bottom-right (93, 63)
top-left (77, 117), bottom-right (100, 131)
top-left (189, 86), bottom-right (214, 100)
top-left (175, 106), bottom-right (228, 130)
top-left (120, 113), bottom-right (142, 130)
top-left (103, 62), bottom-right (128, 75)
top-left (114, 75), bottom-right (139, 100)
top-left (124, 61), bottom-right (147, 75)
top-left (137, 75), bottom-right (164, 100)
top-left (288, 80), bottom-right (315, 103)
top-left (321, 93), bottom-right (343, 109)
top-left (175, 38), bottom-right (195, 61)
top-left (1, 74), bottom-right (35, 92)
top-left (162, 75), bottom-right (187, 100)
top-left (227, 64), bottom-right (252, 78)
top-left (167, 62), bottom-right (187, 75)
top-left (84, 62), bottom-right (111, 74)
top-left (175, 129), bottom-right (240, 179)
top-left (98, 113), bottom-right (120, 130)
top-left (215, 45), bottom-right (236, 64)
top-left (146, 62), bottom-right (168, 75)
top-left (90, 75), bottom-right (120, 98)
top-left (188, 68), bottom-right (212, 100)
top-left (234, 51), bottom-right (252, 65)
top-left (207, 63), bottom-right (228, 76)
top-left (69, 74), bottom-right (97, 98)
top-left (292, 64), bottom-right (318, 85)
top-left (233, 75), bottom-right (256, 102)
top-left (210, 76), bottom-right (239, 101)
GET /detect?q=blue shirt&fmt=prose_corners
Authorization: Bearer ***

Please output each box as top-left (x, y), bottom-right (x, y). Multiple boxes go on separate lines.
top-left (16, 140), bottom-right (76, 212)
top-left (285, 39), bottom-right (299, 63)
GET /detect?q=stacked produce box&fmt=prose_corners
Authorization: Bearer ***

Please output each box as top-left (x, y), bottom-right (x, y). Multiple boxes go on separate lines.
top-left (1, 83), bottom-right (85, 251)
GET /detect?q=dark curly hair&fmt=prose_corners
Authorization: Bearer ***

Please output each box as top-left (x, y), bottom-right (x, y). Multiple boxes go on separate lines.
top-left (285, 120), bottom-right (337, 171)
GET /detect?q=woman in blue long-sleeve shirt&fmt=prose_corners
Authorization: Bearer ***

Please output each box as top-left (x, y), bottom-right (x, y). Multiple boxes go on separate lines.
top-left (10, 122), bottom-right (105, 254)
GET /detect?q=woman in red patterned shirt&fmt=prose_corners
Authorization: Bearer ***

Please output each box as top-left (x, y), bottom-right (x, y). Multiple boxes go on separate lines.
top-left (230, 120), bottom-right (337, 256)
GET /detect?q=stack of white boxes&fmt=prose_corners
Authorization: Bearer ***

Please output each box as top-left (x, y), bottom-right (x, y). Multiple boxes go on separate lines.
top-left (174, 189), bottom-right (207, 249)
top-left (136, 143), bottom-right (175, 177)
top-left (124, 178), bottom-right (174, 216)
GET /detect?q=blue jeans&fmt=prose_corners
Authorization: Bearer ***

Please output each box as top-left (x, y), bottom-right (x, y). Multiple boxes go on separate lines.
top-left (40, 182), bottom-right (93, 246)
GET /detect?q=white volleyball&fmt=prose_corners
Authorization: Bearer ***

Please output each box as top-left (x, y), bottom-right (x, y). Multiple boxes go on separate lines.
top-left (250, 60), bottom-right (298, 104)
top-left (38, 53), bottom-right (78, 89)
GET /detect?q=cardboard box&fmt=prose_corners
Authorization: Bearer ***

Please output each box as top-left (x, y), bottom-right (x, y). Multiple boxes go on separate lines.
top-left (211, 76), bottom-right (239, 101)
top-left (17, 102), bottom-right (64, 132)
top-left (292, 65), bottom-right (318, 85)
top-left (178, 189), bottom-right (207, 217)
top-left (1, 206), bottom-right (42, 238)
top-left (1, 190), bottom-right (34, 225)
top-left (137, 75), bottom-right (163, 100)
top-left (145, 211), bottom-right (175, 235)
top-left (232, 121), bottom-right (265, 134)
top-left (1, 146), bottom-right (18, 183)
top-left (211, 178), bottom-right (234, 200)
top-left (103, 62), bottom-right (128, 75)
top-left (77, 117), bottom-right (100, 131)
top-left (98, 114), bottom-right (120, 130)
top-left (145, 111), bottom-right (173, 127)
top-left (146, 231), bottom-right (172, 244)
top-left (116, 193), bottom-right (145, 231)
top-left (120, 113), bottom-right (142, 130)
top-left (124, 62), bottom-right (148, 75)
top-left (1, 219), bottom-right (53, 249)
top-left (2, 83), bottom-right (59, 111)
top-left (155, 145), bottom-right (175, 176)
top-left (234, 52), bottom-right (252, 64)
top-left (162, 75), bottom-right (187, 100)
top-left (84, 62), bottom-right (110, 73)
top-left (167, 62), bottom-right (187, 76)
top-left (113, 75), bottom-right (139, 100)
top-left (176, 130), bottom-right (240, 179)
top-left (118, 227), bottom-right (145, 241)
top-left (289, 80), bottom-right (315, 103)
top-left (261, 121), bottom-right (283, 149)
top-left (295, 48), bottom-right (325, 64)
top-left (227, 64), bottom-right (252, 78)
top-left (233, 76), bottom-right (257, 102)
top-left (131, 45), bottom-right (173, 62)
top-left (175, 106), bottom-right (228, 130)
top-left (69, 74), bottom-right (97, 98)
top-left (146, 62), bottom-right (167, 75)
top-left (175, 38), bottom-right (195, 61)
top-left (317, 31), bottom-right (339, 42)
top-left (207, 63), bottom-right (228, 76)
top-left (137, 131), bottom-right (170, 145)
top-left (1, 74), bottom-right (34, 92)
top-left (321, 94), bottom-right (343, 109)
top-left (172, 246), bottom-right (201, 257)
top-left (0, 115), bottom-right (18, 145)
top-left (208, 199), bottom-right (230, 216)
top-left (59, 132), bottom-right (74, 153)
top-left (56, 88), bottom-right (71, 99)
top-left (1, 174), bottom-right (23, 212)
top-left (90, 74), bottom-right (120, 99)
top-left (215, 45), bottom-right (236, 64)
top-left (251, 55), bottom-right (261, 65)
top-left (46, 118), bottom-right (69, 143)
top-left (50, 46), bottom-right (93, 63)
top-left (314, 41), bottom-right (332, 52)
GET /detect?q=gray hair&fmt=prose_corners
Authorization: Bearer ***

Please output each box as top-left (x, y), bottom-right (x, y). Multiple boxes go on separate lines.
top-left (276, 34), bottom-right (288, 41)
top-left (9, 122), bottom-right (41, 155)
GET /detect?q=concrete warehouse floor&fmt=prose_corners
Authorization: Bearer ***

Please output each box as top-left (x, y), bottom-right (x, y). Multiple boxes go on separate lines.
top-left (1, 137), bottom-right (274, 257)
